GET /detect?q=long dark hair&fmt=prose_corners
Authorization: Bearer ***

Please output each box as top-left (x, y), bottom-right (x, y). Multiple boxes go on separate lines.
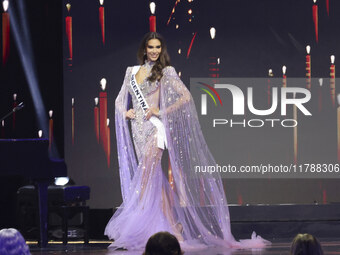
top-left (137, 32), bottom-right (171, 82)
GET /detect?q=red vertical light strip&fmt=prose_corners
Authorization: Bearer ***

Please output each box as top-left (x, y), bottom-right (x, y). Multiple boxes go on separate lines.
top-left (1, 121), bottom-right (5, 138)
top-left (326, 0), bottom-right (329, 16)
top-left (71, 102), bottom-right (75, 145)
top-left (237, 195), bottom-right (243, 205)
top-left (312, 2), bottom-right (318, 43)
top-left (66, 16), bottom-right (73, 59)
top-left (149, 15), bottom-right (156, 32)
top-left (99, 6), bottom-right (105, 44)
top-left (330, 63), bottom-right (335, 107)
top-left (107, 121), bottom-right (110, 167)
top-left (99, 92), bottom-right (108, 155)
top-left (186, 32), bottom-right (197, 59)
top-left (2, 12), bottom-right (10, 65)
top-left (282, 75), bottom-right (287, 87)
top-left (330, 65), bottom-right (335, 78)
top-left (306, 54), bottom-right (311, 89)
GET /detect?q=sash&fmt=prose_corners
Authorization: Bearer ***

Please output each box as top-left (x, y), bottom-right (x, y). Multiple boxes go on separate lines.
top-left (130, 66), bottom-right (167, 150)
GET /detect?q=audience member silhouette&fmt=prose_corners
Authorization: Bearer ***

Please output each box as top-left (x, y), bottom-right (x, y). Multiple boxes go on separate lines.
top-left (143, 232), bottom-right (183, 255)
top-left (291, 233), bottom-right (323, 255)
top-left (0, 228), bottom-right (31, 255)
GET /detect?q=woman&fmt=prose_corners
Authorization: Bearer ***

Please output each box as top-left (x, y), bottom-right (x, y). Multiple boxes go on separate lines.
top-left (105, 32), bottom-right (269, 250)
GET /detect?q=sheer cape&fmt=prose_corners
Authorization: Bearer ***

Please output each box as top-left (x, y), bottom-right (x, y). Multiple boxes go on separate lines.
top-left (105, 65), bottom-right (270, 250)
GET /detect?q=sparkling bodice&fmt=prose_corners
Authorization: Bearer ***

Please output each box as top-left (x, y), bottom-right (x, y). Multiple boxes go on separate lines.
top-left (127, 61), bottom-right (161, 160)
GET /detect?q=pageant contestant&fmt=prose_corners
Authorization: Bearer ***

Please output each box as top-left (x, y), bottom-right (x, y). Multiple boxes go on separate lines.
top-left (105, 32), bottom-right (270, 250)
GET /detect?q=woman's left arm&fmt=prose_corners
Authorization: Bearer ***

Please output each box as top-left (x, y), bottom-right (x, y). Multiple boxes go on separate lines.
top-left (160, 66), bottom-right (191, 115)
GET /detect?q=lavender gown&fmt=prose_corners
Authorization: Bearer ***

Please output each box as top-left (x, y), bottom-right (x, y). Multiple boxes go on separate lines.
top-left (105, 61), bottom-right (270, 250)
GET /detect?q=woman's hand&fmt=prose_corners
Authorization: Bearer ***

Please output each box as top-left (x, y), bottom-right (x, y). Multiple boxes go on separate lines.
top-left (145, 107), bottom-right (159, 120)
top-left (125, 109), bottom-right (135, 119)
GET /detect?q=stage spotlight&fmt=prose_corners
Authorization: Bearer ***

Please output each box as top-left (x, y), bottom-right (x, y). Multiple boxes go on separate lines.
top-left (8, 0), bottom-right (50, 149)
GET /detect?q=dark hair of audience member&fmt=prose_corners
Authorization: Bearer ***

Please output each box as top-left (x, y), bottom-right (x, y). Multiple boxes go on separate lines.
top-left (290, 233), bottom-right (323, 255)
top-left (143, 232), bottom-right (183, 255)
top-left (0, 228), bottom-right (31, 255)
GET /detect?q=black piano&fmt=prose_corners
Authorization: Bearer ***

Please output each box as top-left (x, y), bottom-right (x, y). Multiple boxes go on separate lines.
top-left (0, 138), bottom-right (67, 247)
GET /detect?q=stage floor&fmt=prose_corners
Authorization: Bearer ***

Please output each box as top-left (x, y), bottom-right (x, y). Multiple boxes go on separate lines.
top-left (29, 239), bottom-right (340, 255)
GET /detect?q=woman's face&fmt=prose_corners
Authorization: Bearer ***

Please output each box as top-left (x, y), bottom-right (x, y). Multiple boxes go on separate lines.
top-left (146, 38), bottom-right (162, 62)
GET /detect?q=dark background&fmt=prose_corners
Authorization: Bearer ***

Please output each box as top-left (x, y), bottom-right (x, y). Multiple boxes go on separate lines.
top-left (1, 0), bottom-right (340, 219)
top-left (63, 0), bottom-right (340, 208)
top-left (0, 0), bottom-right (63, 229)
top-left (0, 0), bottom-right (63, 152)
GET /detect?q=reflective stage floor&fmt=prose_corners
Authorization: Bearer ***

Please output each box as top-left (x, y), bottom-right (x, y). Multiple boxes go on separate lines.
top-left (29, 238), bottom-right (340, 255)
